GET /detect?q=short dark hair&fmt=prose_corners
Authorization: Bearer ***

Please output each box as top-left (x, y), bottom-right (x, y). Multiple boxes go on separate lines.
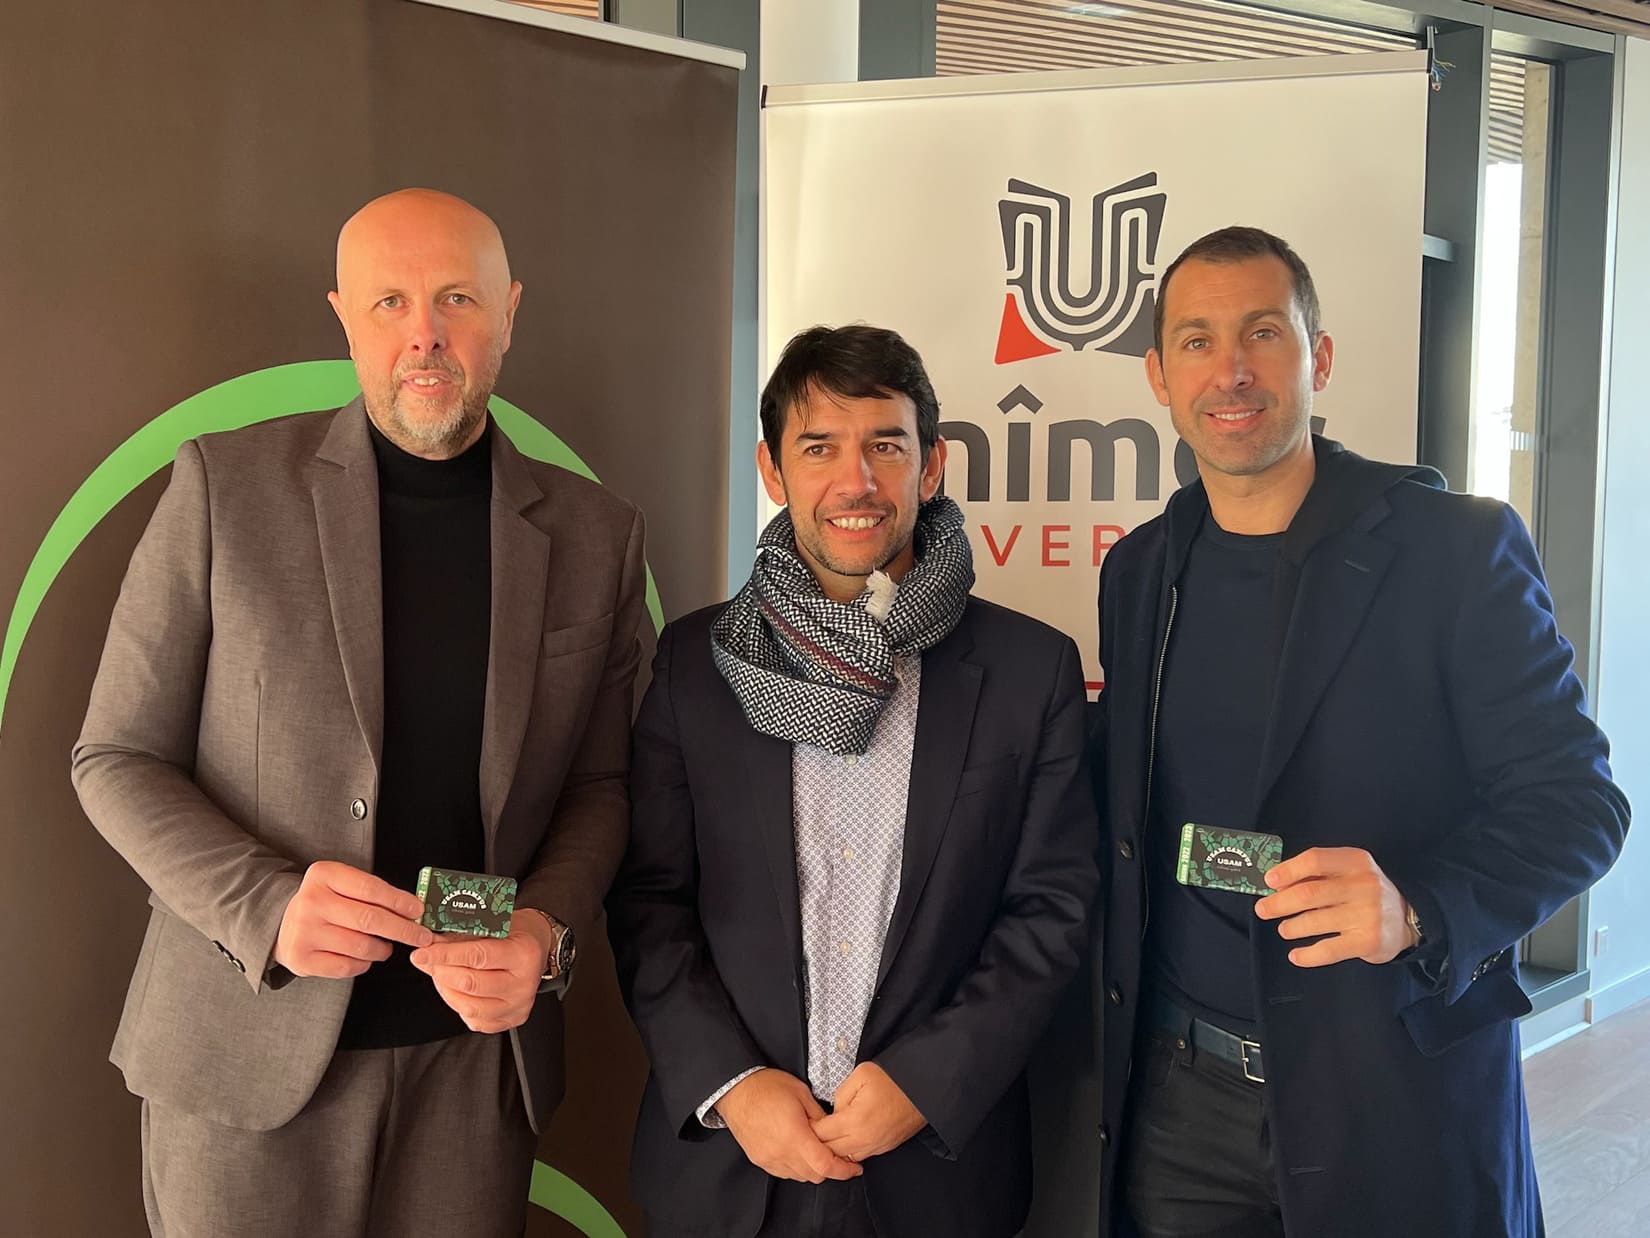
top-left (1152, 226), bottom-right (1321, 354)
top-left (760, 324), bottom-right (941, 464)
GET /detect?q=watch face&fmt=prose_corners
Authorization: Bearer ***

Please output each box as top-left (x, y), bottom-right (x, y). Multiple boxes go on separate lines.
top-left (555, 930), bottom-right (577, 976)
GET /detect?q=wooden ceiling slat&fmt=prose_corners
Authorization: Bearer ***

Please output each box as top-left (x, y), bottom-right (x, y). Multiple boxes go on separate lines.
top-left (940, 23), bottom-right (1183, 62)
top-left (940, 0), bottom-right (1408, 47)
top-left (937, 0), bottom-right (1415, 77)
top-left (942, 0), bottom-right (1354, 40)
top-left (943, 0), bottom-right (1647, 48)
top-left (941, 22), bottom-right (1263, 66)
top-left (935, 0), bottom-right (1571, 164)
top-left (1452, 0), bottom-right (1649, 35)
top-left (938, 44), bottom-right (1119, 71)
top-left (939, 7), bottom-right (1396, 54)
top-left (949, 0), bottom-right (1400, 40)
top-left (940, 15), bottom-right (1406, 69)
top-left (1552, 0), bottom-right (1650, 21)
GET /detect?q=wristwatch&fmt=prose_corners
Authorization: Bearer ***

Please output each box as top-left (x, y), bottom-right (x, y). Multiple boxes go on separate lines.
top-left (1405, 901), bottom-right (1426, 949)
top-left (525, 909), bottom-right (577, 997)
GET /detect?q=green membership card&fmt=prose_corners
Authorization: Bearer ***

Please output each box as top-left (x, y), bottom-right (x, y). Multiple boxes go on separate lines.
top-left (1175, 824), bottom-right (1283, 897)
top-left (415, 866), bottom-right (516, 937)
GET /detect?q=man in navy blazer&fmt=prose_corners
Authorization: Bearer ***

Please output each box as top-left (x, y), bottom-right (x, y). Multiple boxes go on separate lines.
top-left (1034, 227), bottom-right (1628, 1238)
top-left (608, 325), bottom-right (1098, 1238)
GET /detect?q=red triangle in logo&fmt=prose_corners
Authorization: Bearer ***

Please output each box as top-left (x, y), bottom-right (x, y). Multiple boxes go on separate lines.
top-left (995, 294), bottom-right (1060, 365)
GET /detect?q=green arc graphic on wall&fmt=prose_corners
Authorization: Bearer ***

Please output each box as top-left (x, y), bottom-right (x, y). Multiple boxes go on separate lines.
top-left (0, 359), bottom-right (654, 1237)
top-left (0, 360), bottom-right (664, 734)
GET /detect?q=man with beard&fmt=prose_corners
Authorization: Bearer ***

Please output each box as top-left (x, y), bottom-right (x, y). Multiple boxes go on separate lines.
top-left (73, 188), bottom-right (646, 1237)
top-left (1032, 226), bottom-right (1628, 1238)
top-left (608, 324), bottom-right (1098, 1238)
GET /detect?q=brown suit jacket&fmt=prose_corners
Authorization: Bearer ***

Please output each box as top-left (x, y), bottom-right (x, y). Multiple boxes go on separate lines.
top-left (72, 398), bottom-right (645, 1133)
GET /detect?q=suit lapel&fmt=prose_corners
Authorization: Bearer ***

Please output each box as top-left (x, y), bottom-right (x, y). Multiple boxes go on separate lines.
top-left (1252, 528), bottom-right (1394, 811)
top-left (311, 400), bottom-right (385, 775)
top-left (479, 432), bottom-right (550, 843)
top-left (741, 723), bottom-right (805, 981)
top-left (875, 616), bottom-right (983, 992)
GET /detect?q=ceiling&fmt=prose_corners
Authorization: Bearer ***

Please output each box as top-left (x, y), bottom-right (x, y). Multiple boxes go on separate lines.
top-left (507, 0), bottom-right (1544, 164)
top-left (936, 0), bottom-right (1534, 162)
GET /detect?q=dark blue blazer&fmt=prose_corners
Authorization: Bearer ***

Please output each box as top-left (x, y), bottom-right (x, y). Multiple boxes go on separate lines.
top-left (610, 596), bottom-right (1099, 1238)
top-left (1032, 438), bottom-right (1628, 1238)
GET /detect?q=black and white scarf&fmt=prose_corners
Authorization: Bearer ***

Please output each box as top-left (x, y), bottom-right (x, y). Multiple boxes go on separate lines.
top-left (711, 496), bottom-right (974, 755)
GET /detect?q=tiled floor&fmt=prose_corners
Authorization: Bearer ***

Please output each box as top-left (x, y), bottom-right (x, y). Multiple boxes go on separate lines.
top-left (1527, 998), bottom-right (1650, 1237)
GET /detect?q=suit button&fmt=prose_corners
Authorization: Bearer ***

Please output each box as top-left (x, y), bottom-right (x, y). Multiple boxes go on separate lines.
top-left (1108, 984), bottom-right (1124, 1006)
top-left (1118, 839), bottom-right (1135, 860)
top-left (1098, 1124), bottom-right (1111, 1148)
top-left (350, 798), bottom-right (367, 820)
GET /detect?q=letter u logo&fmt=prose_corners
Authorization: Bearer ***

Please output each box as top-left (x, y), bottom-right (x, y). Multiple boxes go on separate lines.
top-left (994, 173), bottom-right (1167, 364)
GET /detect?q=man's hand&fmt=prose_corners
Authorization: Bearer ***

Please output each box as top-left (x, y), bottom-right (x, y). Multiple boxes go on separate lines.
top-left (1256, 846), bottom-right (1416, 967)
top-left (812, 1062), bottom-right (927, 1163)
top-left (273, 860), bottom-right (434, 978)
top-left (408, 911), bottom-right (555, 1034)
top-left (715, 1069), bottom-right (863, 1183)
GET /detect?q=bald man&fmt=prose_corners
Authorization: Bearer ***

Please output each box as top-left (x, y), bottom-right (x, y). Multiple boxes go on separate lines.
top-left (73, 189), bottom-right (646, 1237)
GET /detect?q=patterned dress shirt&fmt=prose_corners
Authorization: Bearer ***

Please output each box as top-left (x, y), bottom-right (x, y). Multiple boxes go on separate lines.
top-left (698, 654), bottom-right (920, 1123)
top-left (793, 652), bottom-right (919, 1101)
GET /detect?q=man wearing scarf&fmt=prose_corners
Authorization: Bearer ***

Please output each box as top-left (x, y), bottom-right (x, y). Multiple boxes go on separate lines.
top-left (608, 325), bottom-right (1099, 1238)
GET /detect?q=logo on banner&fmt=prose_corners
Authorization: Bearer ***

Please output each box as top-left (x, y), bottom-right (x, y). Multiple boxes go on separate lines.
top-left (994, 173), bottom-right (1167, 365)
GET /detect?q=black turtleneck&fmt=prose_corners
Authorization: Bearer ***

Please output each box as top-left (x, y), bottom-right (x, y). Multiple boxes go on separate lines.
top-left (338, 418), bottom-right (493, 1049)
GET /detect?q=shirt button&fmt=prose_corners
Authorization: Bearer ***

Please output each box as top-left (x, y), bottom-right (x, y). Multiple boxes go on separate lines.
top-left (842, 846), bottom-right (855, 861)
top-left (837, 1036), bottom-right (849, 1053)
top-left (1108, 984), bottom-right (1124, 1006)
top-left (1118, 839), bottom-right (1135, 860)
top-left (845, 754), bottom-right (860, 767)
top-left (839, 941), bottom-right (852, 956)
top-left (349, 798), bottom-right (367, 821)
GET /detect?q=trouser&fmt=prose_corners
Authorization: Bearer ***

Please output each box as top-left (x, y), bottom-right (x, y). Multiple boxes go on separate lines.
top-left (142, 1031), bottom-right (538, 1238)
top-left (650, 1177), bottom-right (882, 1238)
top-left (1120, 1017), bottom-right (1285, 1238)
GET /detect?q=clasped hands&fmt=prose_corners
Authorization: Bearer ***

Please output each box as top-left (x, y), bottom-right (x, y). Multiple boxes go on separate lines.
top-left (716, 1062), bottom-right (926, 1184)
top-left (272, 859), bottom-right (552, 1033)
top-left (1255, 846), bottom-right (1419, 966)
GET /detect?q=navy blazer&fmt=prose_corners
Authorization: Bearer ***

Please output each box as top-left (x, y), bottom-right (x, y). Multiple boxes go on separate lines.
top-left (609, 596), bottom-right (1099, 1238)
top-left (1031, 439), bottom-right (1628, 1238)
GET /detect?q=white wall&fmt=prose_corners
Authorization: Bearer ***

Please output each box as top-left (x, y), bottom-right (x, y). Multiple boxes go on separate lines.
top-left (761, 0), bottom-right (857, 86)
top-left (1584, 35), bottom-right (1650, 1023)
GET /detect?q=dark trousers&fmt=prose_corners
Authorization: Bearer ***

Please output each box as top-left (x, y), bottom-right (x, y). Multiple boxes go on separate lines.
top-left (1120, 1026), bottom-right (1285, 1238)
top-left (650, 1178), bottom-right (880, 1238)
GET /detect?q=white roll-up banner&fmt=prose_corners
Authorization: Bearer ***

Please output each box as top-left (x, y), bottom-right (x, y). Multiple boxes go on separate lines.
top-left (765, 53), bottom-right (1430, 688)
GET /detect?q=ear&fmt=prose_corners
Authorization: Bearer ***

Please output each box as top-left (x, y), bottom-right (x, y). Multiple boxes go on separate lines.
top-left (1145, 348), bottom-right (1170, 407)
top-left (757, 440), bottom-right (787, 507)
top-left (918, 437), bottom-right (948, 502)
top-left (326, 290), bottom-right (354, 356)
top-left (500, 280), bottom-right (524, 354)
top-left (1311, 330), bottom-right (1334, 392)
